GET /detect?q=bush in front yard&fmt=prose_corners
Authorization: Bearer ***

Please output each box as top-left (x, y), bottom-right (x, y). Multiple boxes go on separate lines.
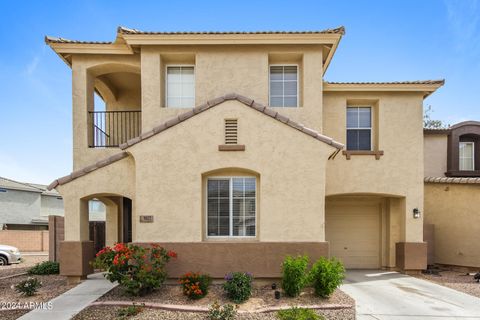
top-left (93, 243), bottom-right (177, 296)
top-left (223, 272), bottom-right (253, 303)
top-left (28, 261), bottom-right (60, 275)
top-left (13, 277), bottom-right (42, 296)
top-left (179, 272), bottom-right (211, 299)
top-left (207, 301), bottom-right (237, 320)
top-left (277, 306), bottom-right (323, 320)
top-left (281, 255), bottom-right (309, 297)
top-left (309, 257), bottom-right (345, 298)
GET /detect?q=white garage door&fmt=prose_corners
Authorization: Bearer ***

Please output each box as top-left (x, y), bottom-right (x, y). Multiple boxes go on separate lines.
top-left (326, 203), bottom-right (381, 269)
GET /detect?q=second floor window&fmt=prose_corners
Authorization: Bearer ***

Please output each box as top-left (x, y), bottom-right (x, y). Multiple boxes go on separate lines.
top-left (459, 141), bottom-right (474, 171)
top-left (347, 106), bottom-right (371, 150)
top-left (166, 66), bottom-right (195, 108)
top-left (269, 65), bottom-right (298, 107)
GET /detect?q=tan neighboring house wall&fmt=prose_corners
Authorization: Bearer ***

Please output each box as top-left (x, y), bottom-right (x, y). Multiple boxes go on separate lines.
top-left (424, 134), bottom-right (448, 177)
top-left (45, 27), bottom-right (443, 280)
top-left (424, 124), bottom-right (480, 268)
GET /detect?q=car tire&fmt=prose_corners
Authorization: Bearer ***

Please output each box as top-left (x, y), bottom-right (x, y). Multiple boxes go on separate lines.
top-left (0, 256), bottom-right (8, 266)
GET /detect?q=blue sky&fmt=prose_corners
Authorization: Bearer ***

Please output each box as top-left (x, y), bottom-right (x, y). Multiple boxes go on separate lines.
top-left (0, 0), bottom-right (479, 184)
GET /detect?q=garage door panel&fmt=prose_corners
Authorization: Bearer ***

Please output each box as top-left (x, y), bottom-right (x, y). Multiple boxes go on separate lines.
top-left (326, 203), bottom-right (381, 269)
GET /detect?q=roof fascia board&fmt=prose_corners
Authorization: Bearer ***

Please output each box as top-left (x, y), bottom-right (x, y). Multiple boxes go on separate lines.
top-left (121, 33), bottom-right (341, 46)
top-left (48, 43), bottom-right (133, 55)
top-left (323, 83), bottom-right (443, 97)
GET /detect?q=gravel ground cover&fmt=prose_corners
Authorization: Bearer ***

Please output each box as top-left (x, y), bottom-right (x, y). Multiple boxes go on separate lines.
top-left (0, 309), bottom-right (29, 320)
top-left (0, 255), bottom-right (48, 278)
top-left (0, 274), bottom-right (75, 313)
top-left (98, 283), bottom-right (353, 311)
top-left (416, 270), bottom-right (480, 298)
top-left (73, 305), bottom-right (355, 320)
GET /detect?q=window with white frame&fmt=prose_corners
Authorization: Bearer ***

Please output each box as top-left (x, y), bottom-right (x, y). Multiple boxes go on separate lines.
top-left (459, 141), bottom-right (474, 171)
top-left (207, 177), bottom-right (256, 237)
top-left (166, 66), bottom-right (195, 108)
top-left (269, 65), bottom-right (298, 107)
top-left (346, 106), bottom-right (372, 150)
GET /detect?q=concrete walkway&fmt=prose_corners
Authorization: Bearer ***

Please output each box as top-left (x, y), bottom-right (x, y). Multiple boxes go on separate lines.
top-left (19, 273), bottom-right (116, 320)
top-left (341, 270), bottom-right (480, 320)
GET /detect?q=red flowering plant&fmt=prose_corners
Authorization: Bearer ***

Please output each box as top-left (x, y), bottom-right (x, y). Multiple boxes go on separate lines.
top-left (93, 243), bottom-right (177, 296)
top-left (179, 272), bottom-right (211, 299)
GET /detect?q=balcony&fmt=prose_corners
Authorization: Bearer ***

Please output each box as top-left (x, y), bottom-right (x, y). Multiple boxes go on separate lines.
top-left (88, 110), bottom-right (141, 148)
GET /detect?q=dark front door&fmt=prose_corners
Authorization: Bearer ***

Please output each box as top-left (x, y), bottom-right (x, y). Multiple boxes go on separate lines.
top-left (123, 197), bottom-right (132, 243)
top-left (89, 221), bottom-right (105, 254)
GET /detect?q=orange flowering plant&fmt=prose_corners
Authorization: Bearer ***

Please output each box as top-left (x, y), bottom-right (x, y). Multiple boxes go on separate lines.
top-left (179, 272), bottom-right (211, 299)
top-left (93, 243), bottom-right (177, 296)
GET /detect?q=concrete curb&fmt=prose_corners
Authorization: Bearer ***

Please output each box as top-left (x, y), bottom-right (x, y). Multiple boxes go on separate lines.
top-left (90, 301), bottom-right (353, 314)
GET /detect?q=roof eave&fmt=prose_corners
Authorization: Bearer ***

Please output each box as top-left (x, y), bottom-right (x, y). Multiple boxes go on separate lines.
top-left (323, 82), bottom-right (444, 98)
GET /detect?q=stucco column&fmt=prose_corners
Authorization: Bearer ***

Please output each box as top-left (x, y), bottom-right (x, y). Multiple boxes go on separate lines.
top-left (63, 197), bottom-right (89, 241)
top-left (303, 49), bottom-right (323, 131)
top-left (104, 200), bottom-right (119, 247)
top-left (72, 59), bottom-right (94, 171)
top-left (141, 48), bottom-right (162, 131)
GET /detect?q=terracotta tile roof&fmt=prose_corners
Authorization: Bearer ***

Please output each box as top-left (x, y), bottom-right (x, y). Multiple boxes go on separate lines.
top-left (424, 176), bottom-right (480, 184)
top-left (117, 26), bottom-right (345, 35)
top-left (119, 93), bottom-right (344, 150)
top-left (423, 127), bottom-right (450, 134)
top-left (47, 152), bottom-right (129, 190)
top-left (44, 36), bottom-right (112, 45)
top-left (325, 80), bottom-right (445, 85)
top-left (47, 93), bottom-right (344, 190)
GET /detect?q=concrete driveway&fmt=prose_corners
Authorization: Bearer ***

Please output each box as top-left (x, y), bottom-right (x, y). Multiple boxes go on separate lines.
top-left (341, 270), bottom-right (480, 320)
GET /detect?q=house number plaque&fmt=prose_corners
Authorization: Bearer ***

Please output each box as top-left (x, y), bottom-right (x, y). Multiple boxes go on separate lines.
top-left (139, 215), bottom-right (154, 223)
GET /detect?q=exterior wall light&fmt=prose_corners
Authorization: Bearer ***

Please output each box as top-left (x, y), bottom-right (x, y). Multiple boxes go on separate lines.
top-left (413, 208), bottom-right (421, 219)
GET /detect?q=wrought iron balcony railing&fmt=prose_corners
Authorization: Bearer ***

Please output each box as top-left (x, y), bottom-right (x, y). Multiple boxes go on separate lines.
top-left (88, 110), bottom-right (141, 147)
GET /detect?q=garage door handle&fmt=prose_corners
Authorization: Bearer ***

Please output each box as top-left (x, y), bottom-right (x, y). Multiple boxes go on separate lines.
top-left (344, 247), bottom-right (348, 250)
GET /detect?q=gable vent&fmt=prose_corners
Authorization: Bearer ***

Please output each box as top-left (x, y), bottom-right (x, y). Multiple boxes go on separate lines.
top-left (225, 119), bottom-right (238, 144)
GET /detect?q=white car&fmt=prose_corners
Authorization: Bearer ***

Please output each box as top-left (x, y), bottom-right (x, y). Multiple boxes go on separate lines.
top-left (0, 245), bottom-right (22, 266)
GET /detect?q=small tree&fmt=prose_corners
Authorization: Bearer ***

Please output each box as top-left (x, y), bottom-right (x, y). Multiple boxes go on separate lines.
top-left (424, 105), bottom-right (448, 129)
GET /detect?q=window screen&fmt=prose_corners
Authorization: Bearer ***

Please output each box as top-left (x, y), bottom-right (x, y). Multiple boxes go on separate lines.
top-left (347, 107), bottom-right (372, 150)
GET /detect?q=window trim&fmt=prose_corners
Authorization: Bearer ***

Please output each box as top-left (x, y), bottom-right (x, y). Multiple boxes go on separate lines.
top-left (205, 176), bottom-right (257, 239)
top-left (268, 64), bottom-right (299, 108)
top-left (346, 106), bottom-right (373, 151)
top-left (165, 64), bottom-right (196, 108)
top-left (459, 141), bottom-right (475, 171)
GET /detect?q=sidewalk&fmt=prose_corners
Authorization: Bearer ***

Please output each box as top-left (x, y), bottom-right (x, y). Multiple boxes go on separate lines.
top-left (19, 273), bottom-right (116, 320)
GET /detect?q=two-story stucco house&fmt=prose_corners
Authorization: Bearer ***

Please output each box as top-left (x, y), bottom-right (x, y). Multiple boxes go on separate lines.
top-left (424, 122), bottom-right (480, 269)
top-left (45, 26), bottom-right (444, 282)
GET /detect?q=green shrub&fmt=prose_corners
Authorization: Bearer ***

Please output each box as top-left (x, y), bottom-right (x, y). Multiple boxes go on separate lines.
top-left (116, 303), bottom-right (144, 319)
top-left (207, 301), bottom-right (237, 320)
top-left (223, 272), bottom-right (253, 303)
top-left (28, 261), bottom-right (60, 275)
top-left (309, 257), bottom-right (345, 298)
top-left (277, 307), bottom-right (323, 320)
top-left (281, 255), bottom-right (309, 297)
top-left (93, 243), bottom-right (177, 296)
top-left (179, 272), bottom-right (211, 299)
top-left (14, 277), bottom-right (42, 296)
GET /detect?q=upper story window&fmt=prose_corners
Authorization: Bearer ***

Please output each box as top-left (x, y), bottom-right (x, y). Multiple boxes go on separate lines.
top-left (459, 141), bottom-right (474, 171)
top-left (166, 66), bottom-right (195, 108)
top-left (207, 177), bottom-right (256, 238)
top-left (269, 65), bottom-right (298, 107)
top-left (346, 106), bottom-right (372, 151)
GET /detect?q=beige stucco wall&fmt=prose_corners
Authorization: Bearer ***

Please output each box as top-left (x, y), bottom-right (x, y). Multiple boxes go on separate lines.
top-left (323, 92), bottom-right (425, 242)
top-left (424, 183), bottom-right (480, 267)
top-left (424, 134), bottom-right (448, 177)
top-left (57, 156), bottom-right (135, 241)
top-left (72, 45), bottom-right (324, 169)
top-left (60, 100), bottom-right (335, 243)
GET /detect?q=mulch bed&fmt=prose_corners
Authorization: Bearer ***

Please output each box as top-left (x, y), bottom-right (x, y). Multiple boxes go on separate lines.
top-left (73, 305), bottom-right (355, 320)
top-left (416, 271), bottom-right (480, 298)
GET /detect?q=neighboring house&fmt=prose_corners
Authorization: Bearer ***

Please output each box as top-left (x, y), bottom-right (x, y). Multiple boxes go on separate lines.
top-left (45, 26), bottom-right (444, 282)
top-left (0, 176), bottom-right (63, 230)
top-left (0, 176), bottom-right (106, 229)
top-left (424, 122), bottom-right (480, 268)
